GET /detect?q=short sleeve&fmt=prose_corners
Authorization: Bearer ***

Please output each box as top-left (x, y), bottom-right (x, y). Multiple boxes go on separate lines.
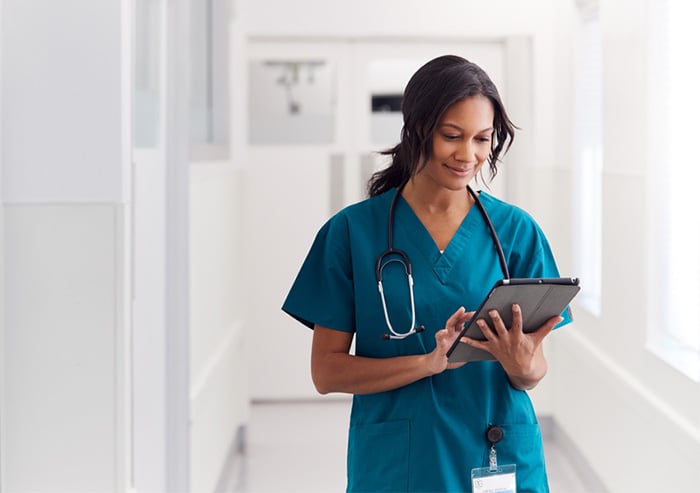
top-left (506, 213), bottom-right (574, 328)
top-left (281, 214), bottom-right (356, 332)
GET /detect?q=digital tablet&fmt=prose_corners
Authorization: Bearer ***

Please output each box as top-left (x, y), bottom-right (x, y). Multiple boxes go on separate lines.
top-left (446, 277), bottom-right (580, 363)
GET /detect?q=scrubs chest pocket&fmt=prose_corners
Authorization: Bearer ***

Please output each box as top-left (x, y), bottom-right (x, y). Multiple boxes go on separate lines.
top-left (347, 420), bottom-right (410, 492)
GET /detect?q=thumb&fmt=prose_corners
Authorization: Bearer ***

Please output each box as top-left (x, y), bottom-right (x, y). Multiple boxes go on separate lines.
top-left (435, 328), bottom-right (450, 351)
top-left (533, 316), bottom-right (561, 342)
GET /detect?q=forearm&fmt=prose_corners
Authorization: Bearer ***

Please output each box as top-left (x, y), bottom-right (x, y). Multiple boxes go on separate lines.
top-left (310, 312), bottom-right (471, 396)
top-left (311, 351), bottom-right (436, 395)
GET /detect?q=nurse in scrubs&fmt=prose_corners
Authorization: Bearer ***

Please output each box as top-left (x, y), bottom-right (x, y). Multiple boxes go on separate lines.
top-left (283, 55), bottom-right (571, 493)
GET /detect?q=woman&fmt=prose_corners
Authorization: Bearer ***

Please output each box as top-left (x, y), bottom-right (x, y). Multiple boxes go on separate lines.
top-left (282, 55), bottom-right (571, 492)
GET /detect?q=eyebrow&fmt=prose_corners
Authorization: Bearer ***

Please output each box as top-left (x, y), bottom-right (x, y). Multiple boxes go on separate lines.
top-left (440, 123), bottom-right (494, 133)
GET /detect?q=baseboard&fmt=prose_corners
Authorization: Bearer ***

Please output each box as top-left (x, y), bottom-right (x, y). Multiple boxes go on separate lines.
top-left (213, 425), bottom-right (247, 493)
top-left (546, 416), bottom-right (609, 492)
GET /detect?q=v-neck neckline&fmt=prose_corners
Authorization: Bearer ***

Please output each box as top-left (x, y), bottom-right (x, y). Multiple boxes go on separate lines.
top-left (395, 192), bottom-right (482, 284)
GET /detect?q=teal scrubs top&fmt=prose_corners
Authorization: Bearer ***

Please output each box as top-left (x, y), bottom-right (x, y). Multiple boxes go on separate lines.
top-left (282, 189), bottom-right (572, 493)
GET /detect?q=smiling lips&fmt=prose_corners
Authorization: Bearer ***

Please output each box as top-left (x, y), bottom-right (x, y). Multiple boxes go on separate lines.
top-left (444, 163), bottom-right (475, 175)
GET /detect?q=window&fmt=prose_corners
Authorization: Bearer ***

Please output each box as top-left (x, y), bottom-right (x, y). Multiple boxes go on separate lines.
top-left (648, 0), bottom-right (700, 381)
top-left (133, 0), bottom-right (164, 149)
top-left (572, 5), bottom-right (603, 316)
top-left (190, 0), bottom-right (230, 159)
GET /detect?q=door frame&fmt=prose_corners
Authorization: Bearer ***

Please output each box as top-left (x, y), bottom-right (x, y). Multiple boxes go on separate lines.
top-left (242, 36), bottom-right (533, 400)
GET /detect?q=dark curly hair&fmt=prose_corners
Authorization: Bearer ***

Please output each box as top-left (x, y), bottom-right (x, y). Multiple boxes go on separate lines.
top-left (368, 55), bottom-right (516, 197)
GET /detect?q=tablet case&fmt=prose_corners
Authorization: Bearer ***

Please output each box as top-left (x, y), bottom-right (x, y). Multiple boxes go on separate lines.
top-left (446, 277), bottom-right (580, 363)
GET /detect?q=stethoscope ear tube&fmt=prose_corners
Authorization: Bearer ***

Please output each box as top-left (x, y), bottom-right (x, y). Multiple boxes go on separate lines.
top-left (468, 185), bottom-right (510, 280)
top-left (377, 185), bottom-right (508, 340)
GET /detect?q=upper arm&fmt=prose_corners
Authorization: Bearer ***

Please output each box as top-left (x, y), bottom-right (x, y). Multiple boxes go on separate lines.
top-left (311, 325), bottom-right (353, 388)
top-left (312, 325), bottom-right (353, 360)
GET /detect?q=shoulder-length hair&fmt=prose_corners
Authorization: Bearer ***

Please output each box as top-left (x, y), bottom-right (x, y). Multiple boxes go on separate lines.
top-left (368, 55), bottom-right (516, 197)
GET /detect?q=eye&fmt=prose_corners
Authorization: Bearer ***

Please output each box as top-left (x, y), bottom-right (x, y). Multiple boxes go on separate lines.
top-left (442, 133), bottom-right (461, 141)
top-left (475, 136), bottom-right (491, 143)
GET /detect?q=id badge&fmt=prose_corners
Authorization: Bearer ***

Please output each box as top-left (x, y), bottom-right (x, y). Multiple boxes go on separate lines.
top-left (471, 464), bottom-right (516, 493)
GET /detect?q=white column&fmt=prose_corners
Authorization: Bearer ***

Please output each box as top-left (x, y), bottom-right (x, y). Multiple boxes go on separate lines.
top-left (1, 1), bottom-right (132, 491)
top-left (163, 0), bottom-right (191, 491)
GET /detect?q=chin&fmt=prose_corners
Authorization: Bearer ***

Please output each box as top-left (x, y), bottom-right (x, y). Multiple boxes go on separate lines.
top-left (444, 180), bottom-right (472, 192)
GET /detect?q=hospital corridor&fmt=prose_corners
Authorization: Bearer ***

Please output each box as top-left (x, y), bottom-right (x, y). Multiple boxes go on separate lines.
top-left (1, 0), bottom-right (700, 492)
top-left (221, 399), bottom-right (601, 492)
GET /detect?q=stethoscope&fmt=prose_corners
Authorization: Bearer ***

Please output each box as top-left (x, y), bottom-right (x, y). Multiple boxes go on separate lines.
top-left (376, 184), bottom-right (510, 340)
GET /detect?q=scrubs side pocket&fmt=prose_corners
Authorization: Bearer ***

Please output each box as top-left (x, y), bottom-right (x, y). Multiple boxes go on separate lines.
top-left (493, 423), bottom-right (549, 493)
top-left (347, 420), bottom-right (410, 493)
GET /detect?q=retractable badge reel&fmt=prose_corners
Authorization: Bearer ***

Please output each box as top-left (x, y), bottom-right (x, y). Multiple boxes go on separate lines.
top-left (471, 425), bottom-right (517, 493)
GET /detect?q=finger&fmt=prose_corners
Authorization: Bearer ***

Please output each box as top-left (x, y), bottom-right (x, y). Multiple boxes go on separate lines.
top-left (446, 306), bottom-right (466, 328)
top-left (446, 307), bottom-right (471, 334)
top-left (511, 304), bottom-right (523, 334)
top-left (456, 312), bottom-right (472, 332)
top-left (524, 316), bottom-right (560, 351)
top-left (533, 315), bottom-right (562, 340)
top-left (434, 328), bottom-right (449, 350)
top-left (487, 309), bottom-right (509, 337)
top-left (436, 328), bottom-right (463, 356)
top-left (476, 318), bottom-right (497, 341)
top-left (461, 310), bottom-right (474, 321)
top-left (460, 334), bottom-right (492, 354)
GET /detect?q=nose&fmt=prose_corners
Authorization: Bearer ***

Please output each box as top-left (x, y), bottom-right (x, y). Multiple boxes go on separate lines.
top-left (455, 139), bottom-right (476, 163)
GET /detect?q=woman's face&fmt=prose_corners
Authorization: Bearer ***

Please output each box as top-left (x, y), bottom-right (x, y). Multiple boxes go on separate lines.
top-left (419, 95), bottom-right (494, 191)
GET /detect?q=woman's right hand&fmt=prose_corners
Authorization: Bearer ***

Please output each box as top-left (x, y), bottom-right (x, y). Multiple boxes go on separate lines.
top-left (311, 307), bottom-right (473, 395)
top-left (427, 307), bottom-right (475, 374)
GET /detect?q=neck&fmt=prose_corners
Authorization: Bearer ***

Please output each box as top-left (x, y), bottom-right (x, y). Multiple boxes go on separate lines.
top-left (401, 180), bottom-right (473, 215)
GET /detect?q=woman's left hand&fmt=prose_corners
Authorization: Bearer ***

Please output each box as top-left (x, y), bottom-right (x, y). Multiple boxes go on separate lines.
top-left (461, 303), bottom-right (562, 390)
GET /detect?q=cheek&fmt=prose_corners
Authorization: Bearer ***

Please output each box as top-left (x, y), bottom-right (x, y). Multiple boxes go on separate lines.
top-left (473, 153), bottom-right (490, 174)
top-left (476, 146), bottom-right (491, 164)
top-left (431, 140), bottom-right (451, 161)
top-left (433, 140), bottom-right (445, 159)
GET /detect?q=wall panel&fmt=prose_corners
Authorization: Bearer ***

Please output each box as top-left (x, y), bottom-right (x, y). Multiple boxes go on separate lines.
top-left (2, 204), bottom-right (122, 492)
top-left (189, 161), bottom-right (249, 491)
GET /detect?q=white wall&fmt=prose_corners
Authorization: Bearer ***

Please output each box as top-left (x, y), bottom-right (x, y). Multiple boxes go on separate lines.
top-left (0, 0), bottom-right (5, 481)
top-left (3, 205), bottom-right (125, 492)
top-left (238, 0), bottom-right (565, 412)
top-left (0, 1), bottom-right (247, 491)
top-left (547, 0), bottom-right (700, 490)
top-left (189, 161), bottom-right (249, 493)
top-left (1, 1), bottom-right (131, 491)
top-left (1, 2), bottom-right (126, 203)
top-left (132, 147), bottom-right (169, 493)
top-left (2, 2), bottom-right (246, 491)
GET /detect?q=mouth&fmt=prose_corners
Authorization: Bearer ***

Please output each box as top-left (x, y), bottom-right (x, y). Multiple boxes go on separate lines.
top-left (443, 163), bottom-right (474, 175)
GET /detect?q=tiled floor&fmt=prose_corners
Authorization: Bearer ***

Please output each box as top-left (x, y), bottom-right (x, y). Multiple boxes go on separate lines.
top-left (228, 399), bottom-right (602, 492)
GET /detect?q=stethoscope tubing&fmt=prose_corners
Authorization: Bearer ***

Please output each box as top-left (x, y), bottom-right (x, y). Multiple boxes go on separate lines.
top-left (376, 184), bottom-right (509, 339)
top-left (468, 186), bottom-right (510, 280)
